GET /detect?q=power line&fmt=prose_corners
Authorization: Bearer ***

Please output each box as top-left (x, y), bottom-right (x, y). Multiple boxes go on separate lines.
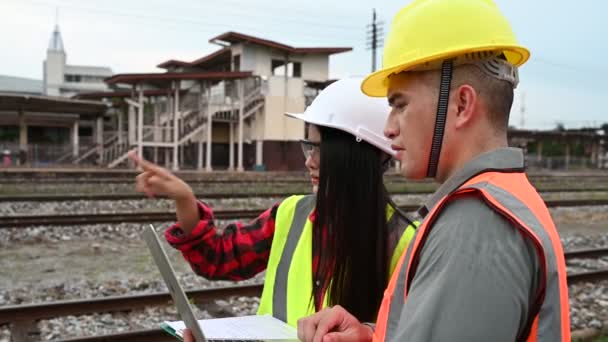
top-left (13, 0), bottom-right (365, 39)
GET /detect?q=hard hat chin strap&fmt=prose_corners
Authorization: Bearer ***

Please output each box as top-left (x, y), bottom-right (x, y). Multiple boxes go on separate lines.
top-left (426, 60), bottom-right (453, 178)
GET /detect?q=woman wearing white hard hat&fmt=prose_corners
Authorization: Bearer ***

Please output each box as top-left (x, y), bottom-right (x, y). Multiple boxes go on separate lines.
top-left (129, 77), bottom-right (417, 329)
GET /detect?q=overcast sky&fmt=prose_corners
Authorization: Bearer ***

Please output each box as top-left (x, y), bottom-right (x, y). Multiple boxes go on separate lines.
top-left (1, 0), bottom-right (606, 129)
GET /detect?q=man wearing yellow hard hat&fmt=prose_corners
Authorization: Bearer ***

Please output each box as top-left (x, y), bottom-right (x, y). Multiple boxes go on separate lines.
top-left (297, 0), bottom-right (571, 341)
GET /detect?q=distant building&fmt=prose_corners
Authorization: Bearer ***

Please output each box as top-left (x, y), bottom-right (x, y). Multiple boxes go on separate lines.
top-left (43, 25), bottom-right (113, 97)
top-left (93, 31), bottom-right (351, 171)
top-left (0, 25), bottom-right (111, 166)
top-left (0, 75), bottom-right (43, 95)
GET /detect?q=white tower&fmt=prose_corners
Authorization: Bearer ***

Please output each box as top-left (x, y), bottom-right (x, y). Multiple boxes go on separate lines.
top-left (44, 24), bottom-right (66, 96)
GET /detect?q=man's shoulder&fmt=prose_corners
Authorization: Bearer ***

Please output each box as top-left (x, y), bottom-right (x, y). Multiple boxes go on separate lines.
top-left (426, 193), bottom-right (539, 265)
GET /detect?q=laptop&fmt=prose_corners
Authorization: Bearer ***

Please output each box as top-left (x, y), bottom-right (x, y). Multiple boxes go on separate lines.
top-left (142, 224), bottom-right (299, 342)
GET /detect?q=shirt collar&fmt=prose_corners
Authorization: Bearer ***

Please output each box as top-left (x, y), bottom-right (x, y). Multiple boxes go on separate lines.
top-left (418, 147), bottom-right (525, 218)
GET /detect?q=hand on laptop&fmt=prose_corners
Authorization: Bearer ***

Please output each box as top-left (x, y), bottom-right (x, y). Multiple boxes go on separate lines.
top-left (128, 150), bottom-right (195, 200)
top-left (183, 328), bottom-right (195, 342)
top-left (297, 305), bottom-right (373, 342)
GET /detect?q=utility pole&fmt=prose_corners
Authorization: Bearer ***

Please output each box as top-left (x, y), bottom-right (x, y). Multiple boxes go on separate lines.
top-left (366, 9), bottom-right (384, 72)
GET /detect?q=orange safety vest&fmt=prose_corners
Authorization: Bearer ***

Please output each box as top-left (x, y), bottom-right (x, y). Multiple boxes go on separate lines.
top-left (374, 171), bottom-right (570, 342)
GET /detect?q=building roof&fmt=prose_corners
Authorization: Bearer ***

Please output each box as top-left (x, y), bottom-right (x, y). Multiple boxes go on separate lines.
top-left (65, 65), bottom-right (113, 77)
top-left (157, 32), bottom-right (351, 72)
top-left (209, 31), bottom-right (352, 55)
top-left (509, 128), bottom-right (605, 141)
top-left (73, 89), bottom-right (186, 100)
top-left (0, 93), bottom-right (108, 116)
top-left (189, 48), bottom-right (232, 68)
top-left (105, 71), bottom-right (253, 87)
top-left (0, 75), bottom-right (43, 95)
top-left (157, 48), bottom-right (232, 70)
top-left (156, 59), bottom-right (191, 69)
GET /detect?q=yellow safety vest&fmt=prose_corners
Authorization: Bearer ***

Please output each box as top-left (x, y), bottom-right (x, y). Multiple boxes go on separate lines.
top-left (257, 194), bottom-right (418, 326)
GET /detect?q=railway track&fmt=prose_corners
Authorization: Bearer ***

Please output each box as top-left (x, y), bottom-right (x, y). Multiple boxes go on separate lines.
top-left (0, 171), bottom-right (607, 185)
top-left (0, 210), bottom-right (261, 228)
top-left (0, 248), bottom-right (608, 342)
top-left (2, 198), bottom-right (608, 228)
top-left (2, 187), bottom-right (608, 202)
top-left (2, 247), bottom-right (608, 341)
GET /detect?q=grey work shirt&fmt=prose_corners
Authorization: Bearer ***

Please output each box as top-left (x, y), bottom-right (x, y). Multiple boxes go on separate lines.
top-left (391, 148), bottom-right (541, 342)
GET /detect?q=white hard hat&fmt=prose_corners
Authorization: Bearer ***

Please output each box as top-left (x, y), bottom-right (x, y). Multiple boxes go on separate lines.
top-left (285, 77), bottom-right (394, 157)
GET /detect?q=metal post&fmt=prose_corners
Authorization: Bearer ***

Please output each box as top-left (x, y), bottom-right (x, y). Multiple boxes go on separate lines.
top-left (153, 97), bottom-right (159, 163)
top-left (153, 96), bottom-right (161, 143)
top-left (197, 139), bottom-right (203, 170)
top-left (128, 87), bottom-right (136, 145)
top-left (137, 84), bottom-right (144, 158)
top-left (237, 79), bottom-right (245, 172)
top-left (96, 116), bottom-right (104, 164)
top-left (117, 109), bottom-right (124, 145)
top-left (72, 120), bottom-right (79, 158)
top-left (206, 84), bottom-right (213, 172)
top-left (173, 81), bottom-right (180, 171)
top-left (229, 122), bottom-right (235, 171)
top-left (18, 109), bottom-right (27, 164)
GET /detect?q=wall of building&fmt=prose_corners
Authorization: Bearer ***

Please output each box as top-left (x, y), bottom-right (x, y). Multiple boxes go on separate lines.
top-left (44, 51), bottom-right (66, 96)
top-left (290, 54), bottom-right (329, 81)
top-left (44, 49), bottom-right (112, 97)
top-left (263, 76), bottom-right (305, 141)
top-left (238, 44), bottom-right (272, 76)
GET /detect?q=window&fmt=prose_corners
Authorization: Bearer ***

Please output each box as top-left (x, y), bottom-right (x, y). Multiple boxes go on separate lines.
top-left (64, 74), bottom-right (82, 82)
top-left (233, 55), bottom-right (241, 71)
top-left (271, 60), bottom-right (285, 75)
top-left (0, 126), bottom-right (18, 142)
top-left (271, 60), bottom-right (302, 78)
top-left (293, 62), bottom-right (302, 77)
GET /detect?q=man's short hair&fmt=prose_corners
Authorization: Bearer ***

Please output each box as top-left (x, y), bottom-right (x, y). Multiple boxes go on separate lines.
top-left (451, 63), bottom-right (514, 132)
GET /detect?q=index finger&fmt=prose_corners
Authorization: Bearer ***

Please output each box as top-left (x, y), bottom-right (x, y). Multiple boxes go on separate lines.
top-left (127, 150), bottom-right (168, 176)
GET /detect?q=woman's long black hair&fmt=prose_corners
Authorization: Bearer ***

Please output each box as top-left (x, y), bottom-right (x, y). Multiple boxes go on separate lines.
top-left (312, 125), bottom-right (391, 323)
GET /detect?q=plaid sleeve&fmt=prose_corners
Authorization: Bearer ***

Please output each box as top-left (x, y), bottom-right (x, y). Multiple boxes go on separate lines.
top-left (165, 200), bottom-right (281, 281)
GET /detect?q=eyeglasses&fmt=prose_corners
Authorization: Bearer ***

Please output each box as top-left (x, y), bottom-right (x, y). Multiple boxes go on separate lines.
top-left (300, 139), bottom-right (320, 160)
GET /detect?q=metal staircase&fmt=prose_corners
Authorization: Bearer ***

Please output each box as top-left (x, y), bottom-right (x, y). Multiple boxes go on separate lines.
top-left (104, 81), bottom-right (264, 168)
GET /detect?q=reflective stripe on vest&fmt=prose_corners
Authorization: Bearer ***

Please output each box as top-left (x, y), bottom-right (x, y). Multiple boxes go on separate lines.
top-left (272, 194), bottom-right (316, 323)
top-left (258, 195), bottom-right (417, 327)
top-left (374, 172), bottom-right (570, 342)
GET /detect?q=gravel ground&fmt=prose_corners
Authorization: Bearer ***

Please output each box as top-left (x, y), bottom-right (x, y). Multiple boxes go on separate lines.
top-left (0, 275), bottom-right (262, 341)
top-left (0, 197), bottom-right (285, 216)
top-left (1, 199), bottom-right (608, 340)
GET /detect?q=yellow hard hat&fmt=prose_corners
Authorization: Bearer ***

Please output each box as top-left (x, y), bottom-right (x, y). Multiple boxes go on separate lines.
top-left (361, 0), bottom-right (530, 97)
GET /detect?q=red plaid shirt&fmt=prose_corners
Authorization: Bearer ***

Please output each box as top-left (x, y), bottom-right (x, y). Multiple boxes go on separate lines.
top-left (165, 200), bottom-right (329, 310)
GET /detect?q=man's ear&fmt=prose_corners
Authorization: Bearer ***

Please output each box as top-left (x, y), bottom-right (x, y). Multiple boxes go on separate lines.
top-left (451, 84), bottom-right (478, 129)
